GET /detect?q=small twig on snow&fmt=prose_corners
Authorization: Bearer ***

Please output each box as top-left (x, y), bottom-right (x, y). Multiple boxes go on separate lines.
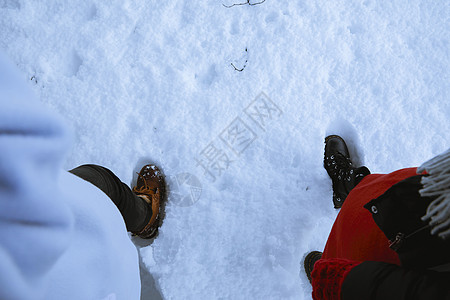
top-left (231, 62), bottom-right (245, 72)
top-left (223, 0), bottom-right (266, 8)
top-left (231, 48), bottom-right (248, 72)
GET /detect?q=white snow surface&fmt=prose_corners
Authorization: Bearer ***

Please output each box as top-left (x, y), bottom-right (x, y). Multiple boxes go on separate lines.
top-left (1, 1), bottom-right (449, 299)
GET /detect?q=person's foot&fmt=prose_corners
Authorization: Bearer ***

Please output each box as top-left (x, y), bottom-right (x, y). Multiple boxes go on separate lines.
top-left (304, 251), bottom-right (322, 283)
top-left (324, 135), bottom-right (370, 208)
top-left (132, 164), bottom-right (166, 239)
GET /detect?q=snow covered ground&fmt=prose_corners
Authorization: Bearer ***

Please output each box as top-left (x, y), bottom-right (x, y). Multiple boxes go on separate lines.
top-left (1, 1), bottom-right (449, 299)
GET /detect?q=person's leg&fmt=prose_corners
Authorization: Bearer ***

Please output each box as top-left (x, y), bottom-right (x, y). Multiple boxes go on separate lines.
top-left (305, 135), bottom-right (373, 281)
top-left (69, 164), bottom-right (151, 233)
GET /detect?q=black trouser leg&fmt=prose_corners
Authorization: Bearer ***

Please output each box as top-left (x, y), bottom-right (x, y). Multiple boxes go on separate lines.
top-left (69, 164), bottom-right (151, 232)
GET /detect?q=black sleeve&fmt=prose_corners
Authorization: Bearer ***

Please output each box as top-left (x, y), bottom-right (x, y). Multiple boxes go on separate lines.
top-left (341, 261), bottom-right (450, 300)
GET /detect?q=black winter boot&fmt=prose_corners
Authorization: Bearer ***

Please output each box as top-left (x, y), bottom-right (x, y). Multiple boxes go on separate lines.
top-left (304, 251), bottom-right (322, 283)
top-left (324, 135), bottom-right (370, 208)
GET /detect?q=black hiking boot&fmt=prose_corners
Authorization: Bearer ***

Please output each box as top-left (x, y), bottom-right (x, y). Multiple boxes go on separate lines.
top-left (304, 251), bottom-right (322, 283)
top-left (324, 135), bottom-right (370, 208)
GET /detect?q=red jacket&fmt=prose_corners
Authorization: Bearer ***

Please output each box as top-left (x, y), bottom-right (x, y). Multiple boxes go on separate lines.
top-left (312, 168), bottom-right (450, 299)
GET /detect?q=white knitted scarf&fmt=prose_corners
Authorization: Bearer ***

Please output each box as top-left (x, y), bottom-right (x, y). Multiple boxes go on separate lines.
top-left (418, 148), bottom-right (450, 240)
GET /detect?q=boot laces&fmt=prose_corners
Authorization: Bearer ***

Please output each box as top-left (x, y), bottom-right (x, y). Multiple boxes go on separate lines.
top-left (326, 152), bottom-right (353, 180)
top-left (133, 172), bottom-right (158, 195)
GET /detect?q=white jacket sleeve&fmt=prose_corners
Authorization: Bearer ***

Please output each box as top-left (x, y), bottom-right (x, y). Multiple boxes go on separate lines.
top-left (0, 52), bottom-right (74, 299)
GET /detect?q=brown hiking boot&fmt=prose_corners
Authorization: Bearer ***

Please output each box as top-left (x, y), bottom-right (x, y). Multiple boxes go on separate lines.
top-left (132, 164), bottom-right (166, 239)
